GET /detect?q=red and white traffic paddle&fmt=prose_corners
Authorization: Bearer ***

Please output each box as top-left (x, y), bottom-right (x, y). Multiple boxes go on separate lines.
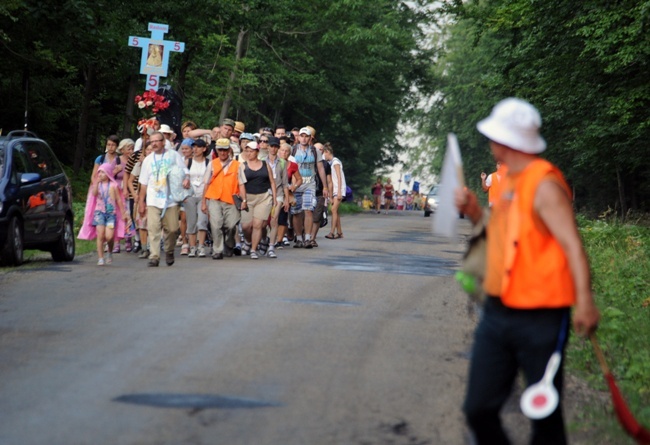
top-left (520, 314), bottom-right (568, 419)
top-left (520, 351), bottom-right (561, 419)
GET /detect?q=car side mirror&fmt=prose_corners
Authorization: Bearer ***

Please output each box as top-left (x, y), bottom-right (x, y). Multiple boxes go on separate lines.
top-left (20, 172), bottom-right (42, 184)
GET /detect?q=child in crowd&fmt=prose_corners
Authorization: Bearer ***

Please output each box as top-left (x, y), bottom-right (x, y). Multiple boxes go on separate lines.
top-left (78, 164), bottom-right (130, 265)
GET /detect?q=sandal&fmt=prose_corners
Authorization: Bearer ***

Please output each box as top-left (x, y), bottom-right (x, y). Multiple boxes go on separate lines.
top-left (335, 233), bottom-right (343, 239)
top-left (324, 233), bottom-right (336, 239)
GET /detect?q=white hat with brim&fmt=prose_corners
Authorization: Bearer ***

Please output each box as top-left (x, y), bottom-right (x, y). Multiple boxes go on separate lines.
top-left (476, 98), bottom-right (546, 154)
top-left (159, 124), bottom-right (174, 134)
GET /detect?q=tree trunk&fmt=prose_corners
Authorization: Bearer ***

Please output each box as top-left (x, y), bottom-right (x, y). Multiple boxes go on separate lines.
top-left (73, 64), bottom-right (96, 174)
top-left (615, 162), bottom-right (627, 220)
top-left (220, 28), bottom-right (248, 123)
top-left (122, 74), bottom-right (137, 138)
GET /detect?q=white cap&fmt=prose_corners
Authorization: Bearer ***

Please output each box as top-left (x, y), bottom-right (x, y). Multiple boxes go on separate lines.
top-left (299, 127), bottom-right (312, 136)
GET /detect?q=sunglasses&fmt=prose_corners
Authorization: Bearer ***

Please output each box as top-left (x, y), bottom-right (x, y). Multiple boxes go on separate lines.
top-left (259, 139), bottom-right (269, 143)
top-left (149, 138), bottom-right (164, 143)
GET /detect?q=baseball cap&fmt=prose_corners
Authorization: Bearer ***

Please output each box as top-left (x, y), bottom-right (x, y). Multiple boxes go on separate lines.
top-left (240, 132), bottom-right (254, 141)
top-left (215, 138), bottom-right (231, 149)
top-left (246, 141), bottom-right (259, 150)
top-left (299, 127), bottom-right (312, 136)
top-left (268, 136), bottom-right (280, 146)
top-left (221, 118), bottom-right (235, 128)
top-left (191, 138), bottom-right (207, 148)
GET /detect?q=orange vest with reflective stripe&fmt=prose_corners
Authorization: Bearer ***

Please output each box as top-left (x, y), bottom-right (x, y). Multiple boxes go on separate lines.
top-left (204, 159), bottom-right (240, 204)
top-left (499, 159), bottom-right (575, 309)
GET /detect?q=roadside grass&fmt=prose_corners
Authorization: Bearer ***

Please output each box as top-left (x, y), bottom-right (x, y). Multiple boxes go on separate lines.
top-left (566, 215), bottom-right (650, 441)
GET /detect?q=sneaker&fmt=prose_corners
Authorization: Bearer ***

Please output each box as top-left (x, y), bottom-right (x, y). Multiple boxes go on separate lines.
top-left (293, 240), bottom-right (304, 248)
top-left (105, 252), bottom-right (113, 264)
top-left (97, 258), bottom-right (105, 266)
top-left (139, 248), bottom-right (150, 259)
top-left (133, 241), bottom-right (142, 253)
top-left (181, 244), bottom-right (190, 255)
top-left (267, 249), bottom-right (277, 259)
top-left (176, 235), bottom-right (183, 247)
top-left (282, 236), bottom-right (290, 247)
top-left (250, 251), bottom-right (259, 260)
top-left (233, 245), bottom-right (242, 256)
top-left (197, 246), bottom-right (205, 257)
top-left (188, 246), bottom-right (197, 258)
top-left (304, 239), bottom-right (313, 249)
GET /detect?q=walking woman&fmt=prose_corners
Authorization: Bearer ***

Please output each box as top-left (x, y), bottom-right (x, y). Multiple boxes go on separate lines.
top-left (239, 141), bottom-right (277, 259)
top-left (322, 143), bottom-right (346, 239)
top-left (383, 178), bottom-right (394, 214)
top-left (371, 177), bottom-right (383, 214)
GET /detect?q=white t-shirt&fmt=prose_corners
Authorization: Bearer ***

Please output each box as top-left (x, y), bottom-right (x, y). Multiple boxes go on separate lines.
top-left (330, 157), bottom-right (347, 198)
top-left (189, 158), bottom-right (208, 197)
top-left (139, 149), bottom-right (188, 209)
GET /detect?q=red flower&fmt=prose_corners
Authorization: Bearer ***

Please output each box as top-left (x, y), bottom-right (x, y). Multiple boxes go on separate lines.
top-left (134, 89), bottom-right (169, 115)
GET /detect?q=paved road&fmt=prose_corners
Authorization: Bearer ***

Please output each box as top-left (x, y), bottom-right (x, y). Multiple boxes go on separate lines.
top-left (0, 211), bottom-right (476, 445)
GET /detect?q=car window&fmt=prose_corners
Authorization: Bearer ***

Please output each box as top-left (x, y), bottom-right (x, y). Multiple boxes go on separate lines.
top-left (11, 144), bottom-right (32, 184)
top-left (23, 141), bottom-right (63, 178)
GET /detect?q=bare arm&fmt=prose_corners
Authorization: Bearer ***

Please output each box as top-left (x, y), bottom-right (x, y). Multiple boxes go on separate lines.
top-left (481, 172), bottom-right (489, 192)
top-left (317, 161), bottom-right (328, 199)
top-left (535, 180), bottom-right (600, 336)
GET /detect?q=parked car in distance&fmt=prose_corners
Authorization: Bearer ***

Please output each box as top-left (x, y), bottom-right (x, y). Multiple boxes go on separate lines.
top-left (424, 186), bottom-right (439, 217)
top-left (0, 130), bottom-right (75, 266)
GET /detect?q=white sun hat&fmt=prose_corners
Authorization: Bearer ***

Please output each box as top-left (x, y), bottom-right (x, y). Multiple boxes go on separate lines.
top-left (477, 98), bottom-right (546, 154)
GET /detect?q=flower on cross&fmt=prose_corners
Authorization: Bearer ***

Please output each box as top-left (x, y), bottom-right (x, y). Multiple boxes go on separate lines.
top-left (134, 89), bottom-right (170, 115)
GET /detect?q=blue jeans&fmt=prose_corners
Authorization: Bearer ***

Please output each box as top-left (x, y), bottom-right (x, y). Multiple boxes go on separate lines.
top-left (463, 297), bottom-right (570, 445)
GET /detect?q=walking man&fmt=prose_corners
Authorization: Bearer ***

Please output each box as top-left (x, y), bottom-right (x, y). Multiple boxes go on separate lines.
top-left (456, 98), bottom-right (600, 444)
top-left (138, 131), bottom-right (190, 267)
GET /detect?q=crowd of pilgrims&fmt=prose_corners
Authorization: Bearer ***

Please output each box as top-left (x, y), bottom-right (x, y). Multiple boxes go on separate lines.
top-left (78, 118), bottom-right (347, 266)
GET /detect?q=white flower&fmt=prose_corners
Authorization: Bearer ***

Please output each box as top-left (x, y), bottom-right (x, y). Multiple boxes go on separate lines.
top-left (146, 100), bottom-right (153, 107)
top-left (138, 101), bottom-right (146, 109)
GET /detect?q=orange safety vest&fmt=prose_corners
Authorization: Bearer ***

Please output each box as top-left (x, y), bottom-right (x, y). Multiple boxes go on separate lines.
top-left (204, 159), bottom-right (240, 204)
top-left (498, 159), bottom-right (575, 309)
top-left (487, 165), bottom-right (506, 206)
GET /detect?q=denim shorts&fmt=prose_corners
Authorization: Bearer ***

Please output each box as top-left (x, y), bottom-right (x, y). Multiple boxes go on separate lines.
top-left (93, 210), bottom-right (116, 228)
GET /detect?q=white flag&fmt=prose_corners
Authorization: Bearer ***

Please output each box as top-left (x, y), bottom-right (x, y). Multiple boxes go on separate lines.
top-left (432, 133), bottom-right (465, 238)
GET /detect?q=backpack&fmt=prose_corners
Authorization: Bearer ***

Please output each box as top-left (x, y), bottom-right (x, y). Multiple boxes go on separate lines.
top-left (187, 157), bottom-right (209, 169)
top-left (99, 154), bottom-right (121, 165)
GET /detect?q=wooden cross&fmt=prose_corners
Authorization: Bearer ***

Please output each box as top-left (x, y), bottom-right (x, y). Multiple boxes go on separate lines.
top-left (128, 22), bottom-right (185, 90)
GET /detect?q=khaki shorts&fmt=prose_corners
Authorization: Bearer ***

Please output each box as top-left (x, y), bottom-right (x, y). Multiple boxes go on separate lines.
top-left (241, 192), bottom-right (273, 224)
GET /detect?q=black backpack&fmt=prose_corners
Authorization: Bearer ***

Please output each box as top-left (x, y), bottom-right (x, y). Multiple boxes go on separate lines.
top-left (187, 157), bottom-right (209, 169)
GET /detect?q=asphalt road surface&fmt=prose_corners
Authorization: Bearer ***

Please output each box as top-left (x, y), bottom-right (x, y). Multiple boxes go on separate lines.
top-left (0, 211), bottom-right (478, 445)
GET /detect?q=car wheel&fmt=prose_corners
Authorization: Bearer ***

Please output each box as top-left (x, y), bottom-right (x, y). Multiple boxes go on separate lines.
top-left (1, 217), bottom-right (24, 266)
top-left (51, 217), bottom-right (75, 262)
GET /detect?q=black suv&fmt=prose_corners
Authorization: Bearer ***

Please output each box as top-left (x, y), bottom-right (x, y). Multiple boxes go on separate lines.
top-left (0, 130), bottom-right (75, 265)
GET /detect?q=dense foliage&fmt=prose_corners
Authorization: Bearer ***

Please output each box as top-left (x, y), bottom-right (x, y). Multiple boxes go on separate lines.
top-left (417, 0), bottom-right (650, 215)
top-left (0, 0), bottom-right (432, 192)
